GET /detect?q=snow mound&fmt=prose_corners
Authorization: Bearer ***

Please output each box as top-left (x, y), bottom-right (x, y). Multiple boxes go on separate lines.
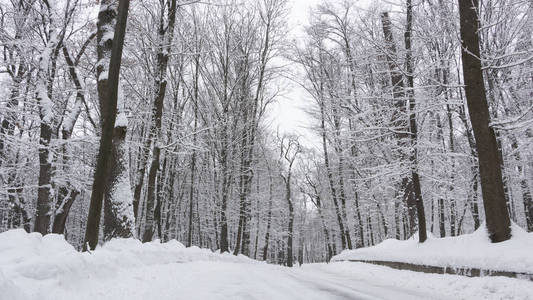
top-left (332, 223), bottom-right (533, 273)
top-left (0, 229), bottom-right (255, 300)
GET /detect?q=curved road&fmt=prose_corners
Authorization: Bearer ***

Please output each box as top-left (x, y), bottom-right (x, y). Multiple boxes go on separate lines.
top-left (48, 262), bottom-right (445, 300)
top-left (14, 261), bottom-right (532, 300)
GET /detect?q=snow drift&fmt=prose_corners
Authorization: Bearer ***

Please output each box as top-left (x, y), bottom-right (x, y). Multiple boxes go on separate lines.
top-left (1, 229), bottom-right (532, 300)
top-left (0, 229), bottom-right (254, 300)
top-left (332, 223), bottom-right (533, 273)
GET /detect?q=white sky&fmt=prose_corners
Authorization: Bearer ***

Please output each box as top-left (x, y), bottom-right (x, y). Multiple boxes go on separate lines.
top-left (267, 0), bottom-right (322, 148)
top-left (267, 0), bottom-right (379, 149)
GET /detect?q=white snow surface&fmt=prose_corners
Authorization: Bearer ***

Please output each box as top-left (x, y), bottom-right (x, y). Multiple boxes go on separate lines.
top-left (333, 223), bottom-right (533, 274)
top-left (114, 111), bottom-right (128, 128)
top-left (1, 229), bottom-right (532, 300)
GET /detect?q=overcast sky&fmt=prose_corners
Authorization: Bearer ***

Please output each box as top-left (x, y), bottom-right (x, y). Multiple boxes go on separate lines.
top-left (267, 0), bottom-right (322, 148)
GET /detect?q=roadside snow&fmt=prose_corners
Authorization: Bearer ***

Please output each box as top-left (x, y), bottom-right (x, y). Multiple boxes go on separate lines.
top-left (305, 262), bottom-right (533, 300)
top-left (333, 223), bottom-right (533, 273)
top-left (0, 229), bottom-right (253, 300)
top-left (1, 229), bottom-right (532, 300)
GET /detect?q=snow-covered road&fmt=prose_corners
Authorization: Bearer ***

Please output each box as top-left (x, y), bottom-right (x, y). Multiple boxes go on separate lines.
top-left (68, 261), bottom-right (428, 300)
top-left (8, 261), bottom-right (531, 300)
top-left (2, 230), bottom-right (532, 300)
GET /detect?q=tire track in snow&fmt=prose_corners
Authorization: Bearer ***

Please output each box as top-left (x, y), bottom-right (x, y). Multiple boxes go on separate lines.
top-left (286, 264), bottom-right (436, 300)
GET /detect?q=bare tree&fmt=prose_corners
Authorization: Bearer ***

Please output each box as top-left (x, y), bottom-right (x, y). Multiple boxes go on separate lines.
top-left (278, 134), bottom-right (301, 267)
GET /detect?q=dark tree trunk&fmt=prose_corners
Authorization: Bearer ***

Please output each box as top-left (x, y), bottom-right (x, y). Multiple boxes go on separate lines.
top-left (286, 180), bottom-right (294, 268)
top-left (394, 201), bottom-right (401, 239)
top-left (102, 115), bottom-right (136, 241)
top-left (439, 198), bottom-right (446, 237)
top-left (262, 201), bottom-right (273, 261)
top-left (52, 188), bottom-right (79, 234)
top-left (509, 137), bottom-right (533, 231)
top-left (318, 83), bottom-right (347, 249)
top-left (34, 27), bottom-right (61, 235)
top-left (381, 12), bottom-right (417, 234)
top-left (142, 0), bottom-right (178, 242)
top-left (458, 0), bottom-right (511, 242)
top-left (458, 103), bottom-right (481, 230)
top-left (333, 121), bottom-right (353, 250)
top-left (133, 138), bottom-right (150, 219)
top-left (262, 170), bottom-right (274, 261)
top-left (219, 142), bottom-right (230, 253)
top-left (404, 0), bottom-right (427, 242)
top-left (84, 0), bottom-right (131, 250)
top-left (353, 189), bottom-right (365, 246)
top-left (34, 122), bottom-right (53, 235)
top-left (368, 215), bottom-right (375, 245)
top-left (187, 139), bottom-right (197, 247)
top-left (234, 97), bottom-right (251, 256)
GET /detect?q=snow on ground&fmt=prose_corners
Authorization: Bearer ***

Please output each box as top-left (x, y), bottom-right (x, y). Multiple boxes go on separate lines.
top-left (1, 229), bottom-right (533, 300)
top-left (333, 223), bottom-right (533, 274)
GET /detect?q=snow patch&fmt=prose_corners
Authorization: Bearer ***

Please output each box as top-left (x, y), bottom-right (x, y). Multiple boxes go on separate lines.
top-left (114, 111), bottom-right (128, 128)
top-left (332, 223), bottom-right (533, 273)
top-left (0, 229), bottom-right (257, 299)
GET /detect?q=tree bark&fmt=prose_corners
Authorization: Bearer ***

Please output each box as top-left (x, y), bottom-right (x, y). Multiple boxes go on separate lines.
top-left (381, 12), bottom-right (417, 236)
top-left (84, 0), bottom-right (131, 250)
top-left (34, 27), bottom-right (60, 235)
top-left (458, 0), bottom-right (511, 242)
top-left (142, 0), bottom-right (178, 242)
top-left (318, 82), bottom-right (347, 249)
top-left (404, 0), bottom-right (427, 242)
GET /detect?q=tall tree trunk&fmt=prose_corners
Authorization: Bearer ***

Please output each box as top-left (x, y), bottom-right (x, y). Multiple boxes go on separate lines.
top-left (458, 103), bottom-right (481, 229)
top-left (133, 135), bottom-right (151, 219)
top-left (285, 178), bottom-right (294, 268)
top-left (142, 0), bottom-right (178, 242)
top-left (318, 82), bottom-right (347, 249)
top-left (103, 113), bottom-right (136, 241)
top-left (353, 186), bottom-right (365, 246)
top-left (458, 0), bottom-right (511, 242)
top-left (262, 194), bottom-right (273, 261)
top-left (218, 134), bottom-right (230, 252)
top-left (510, 137), bottom-right (533, 231)
top-left (331, 105), bottom-right (353, 249)
top-left (84, 0), bottom-right (132, 250)
top-left (309, 186), bottom-right (334, 261)
top-left (439, 198), bottom-right (446, 237)
top-left (381, 12), bottom-right (417, 235)
top-left (188, 55), bottom-right (200, 247)
top-left (34, 27), bottom-right (60, 235)
top-left (404, 0), bottom-right (427, 242)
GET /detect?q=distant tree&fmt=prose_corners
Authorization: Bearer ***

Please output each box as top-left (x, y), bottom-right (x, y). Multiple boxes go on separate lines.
top-left (279, 134), bottom-right (301, 267)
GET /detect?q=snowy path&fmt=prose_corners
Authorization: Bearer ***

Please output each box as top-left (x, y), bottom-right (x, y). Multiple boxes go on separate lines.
top-left (8, 261), bottom-right (532, 300)
top-left (29, 261), bottom-right (427, 300)
top-left (2, 231), bottom-right (532, 300)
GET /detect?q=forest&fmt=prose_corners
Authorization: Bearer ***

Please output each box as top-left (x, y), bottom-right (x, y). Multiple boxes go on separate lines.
top-left (0, 0), bottom-right (532, 271)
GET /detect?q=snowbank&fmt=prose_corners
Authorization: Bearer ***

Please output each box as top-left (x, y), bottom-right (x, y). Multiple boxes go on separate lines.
top-left (1, 229), bottom-right (532, 300)
top-left (332, 223), bottom-right (533, 274)
top-left (311, 262), bottom-right (533, 300)
top-left (0, 229), bottom-right (254, 300)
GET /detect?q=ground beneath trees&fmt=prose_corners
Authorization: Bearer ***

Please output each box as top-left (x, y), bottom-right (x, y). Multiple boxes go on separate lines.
top-left (1, 230), bottom-right (532, 300)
